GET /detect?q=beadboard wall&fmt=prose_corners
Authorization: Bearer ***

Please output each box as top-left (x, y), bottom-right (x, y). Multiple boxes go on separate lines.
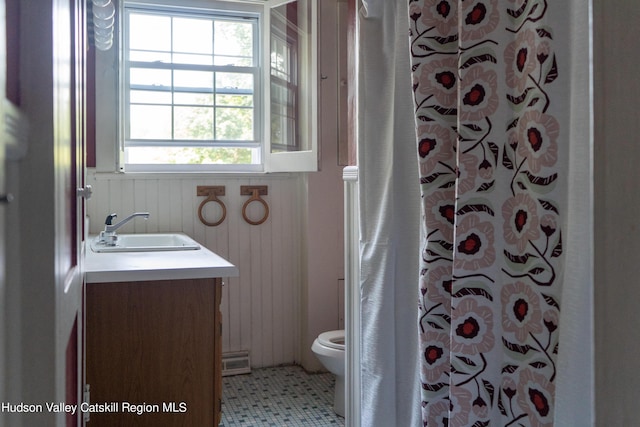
top-left (86, 172), bottom-right (305, 368)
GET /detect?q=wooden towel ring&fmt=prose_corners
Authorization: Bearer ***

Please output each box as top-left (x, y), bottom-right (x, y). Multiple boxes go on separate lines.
top-left (241, 185), bottom-right (269, 226)
top-left (197, 186), bottom-right (227, 227)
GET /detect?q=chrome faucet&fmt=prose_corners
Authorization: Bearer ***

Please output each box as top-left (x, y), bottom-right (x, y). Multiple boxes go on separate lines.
top-left (98, 212), bottom-right (150, 245)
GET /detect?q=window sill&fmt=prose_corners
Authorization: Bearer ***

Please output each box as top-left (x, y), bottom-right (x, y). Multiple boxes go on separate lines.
top-left (88, 168), bottom-right (299, 181)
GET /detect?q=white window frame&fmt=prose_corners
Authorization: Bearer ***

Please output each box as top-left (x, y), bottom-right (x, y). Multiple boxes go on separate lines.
top-left (263, 0), bottom-right (318, 173)
top-left (117, 0), bottom-right (318, 174)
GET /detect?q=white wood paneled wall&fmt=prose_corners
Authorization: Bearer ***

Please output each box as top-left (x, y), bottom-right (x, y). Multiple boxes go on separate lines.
top-left (86, 172), bottom-right (304, 368)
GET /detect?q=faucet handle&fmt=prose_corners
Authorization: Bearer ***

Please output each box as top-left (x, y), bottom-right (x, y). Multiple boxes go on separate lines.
top-left (105, 213), bottom-right (117, 225)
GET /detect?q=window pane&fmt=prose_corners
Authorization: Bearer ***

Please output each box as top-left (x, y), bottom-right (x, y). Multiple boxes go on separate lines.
top-left (130, 68), bottom-right (171, 89)
top-left (214, 21), bottom-right (254, 66)
top-left (271, 36), bottom-right (291, 80)
top-left (129, 14), bottom-right (171, 52)
top-left (174, 106), bottom-right (214, 140)
top-left (216, 72), bottom-right (253, 94)
top-left (173, 17), bottom-right (213, 55)
top-left (271, 112), bottom-right (295, 149)
top-left (130, 90), bottom-right (172, 104)
top-left (174, 70), bottom-right (213, 91)
top-left (174, 92), bottom-right (214, 105)
top-left (271, 82), bottom-right (294, 108)
top-left (126, 146), bottom-right (256, 165)
top-left (269, 0), bottom-right (313, 154)
top-left (216, 107), bottom-right (253, 140)
top-left (214, 55), bottom-right (254, 67)
top-left (216, 94), bottom-right (253, 107)
top-left (130, 105), bottom-right (172, 139)
top-left (271, 80), bottom-right (295, 150)
top-left (130, 50), bottom-right (171, 63)
top-left (173, 53), bottom-right (213, 66)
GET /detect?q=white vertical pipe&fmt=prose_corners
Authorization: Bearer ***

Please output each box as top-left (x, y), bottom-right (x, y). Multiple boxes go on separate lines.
top-left (343, 165), bottom-right (360, 427)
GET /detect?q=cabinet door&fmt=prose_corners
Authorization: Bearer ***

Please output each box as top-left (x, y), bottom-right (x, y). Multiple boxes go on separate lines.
top-left (215, 284), bottom-right (223, 426)
top-left (86, 278), bottom-right (220, 426)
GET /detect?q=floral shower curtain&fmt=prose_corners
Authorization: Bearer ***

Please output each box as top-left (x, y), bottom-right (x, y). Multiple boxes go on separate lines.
top-left (409, 1), bottom-right (565, 425)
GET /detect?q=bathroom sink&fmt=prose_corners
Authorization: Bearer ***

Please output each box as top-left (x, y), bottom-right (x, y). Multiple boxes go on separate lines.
top-left (90, 233), bottom-right (201, 253)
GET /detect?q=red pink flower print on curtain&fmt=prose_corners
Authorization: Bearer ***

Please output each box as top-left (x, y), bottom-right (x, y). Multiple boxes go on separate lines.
top-left (409, 0), bottom-right (564, 425)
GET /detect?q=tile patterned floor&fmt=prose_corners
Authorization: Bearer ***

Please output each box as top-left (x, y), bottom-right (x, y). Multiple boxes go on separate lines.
top-left (220, 365), bottom-right (345, 427)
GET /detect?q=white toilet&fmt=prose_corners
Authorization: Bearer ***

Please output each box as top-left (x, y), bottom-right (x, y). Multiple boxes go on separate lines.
top-left (311, 329), bottom-right (346, 417)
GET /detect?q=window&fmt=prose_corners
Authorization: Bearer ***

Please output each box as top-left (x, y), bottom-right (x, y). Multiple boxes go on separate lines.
top-left (121, 0), bottom-right (318, 173)
top-left (270, 16), bottom-right (298, 153)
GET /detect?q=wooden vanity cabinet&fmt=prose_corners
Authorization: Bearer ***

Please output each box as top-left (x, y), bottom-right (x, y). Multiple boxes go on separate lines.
top-left (86, 278), bottom-right (223, 426)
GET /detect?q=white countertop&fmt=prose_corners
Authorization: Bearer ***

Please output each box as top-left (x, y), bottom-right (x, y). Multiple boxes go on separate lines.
top-left (84, 234), bottom-right (239, 283)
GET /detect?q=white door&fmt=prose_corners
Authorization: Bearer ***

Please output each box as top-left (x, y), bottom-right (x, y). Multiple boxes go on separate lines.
top-left (54, 0), bottom-right (88, 425)
top-left (0, 0), bottom-right (7, 421)
top-left (0, 1), bottom-right (86, 425)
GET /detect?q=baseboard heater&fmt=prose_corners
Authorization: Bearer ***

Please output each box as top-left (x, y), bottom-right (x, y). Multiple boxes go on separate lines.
top-left (222, 351), bottom-right (251, 376)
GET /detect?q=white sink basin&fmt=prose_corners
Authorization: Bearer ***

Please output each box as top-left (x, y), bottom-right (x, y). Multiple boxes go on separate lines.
top-left (90, 233), bottom-right (201, 253)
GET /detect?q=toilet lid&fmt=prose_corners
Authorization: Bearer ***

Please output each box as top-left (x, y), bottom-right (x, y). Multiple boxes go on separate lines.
top-left (318, 330), bottom-right (345, 350)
